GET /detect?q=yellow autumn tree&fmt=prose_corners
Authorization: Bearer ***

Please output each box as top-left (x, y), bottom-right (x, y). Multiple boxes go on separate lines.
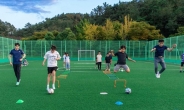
top-left (102, 19), bottom-right (116, 40)
top-left (122, 15), bottom-right (132, 40)
top-left (127, 21), bottom-right (164, 40)
top-left (83, 24), bottom-right (99, 40)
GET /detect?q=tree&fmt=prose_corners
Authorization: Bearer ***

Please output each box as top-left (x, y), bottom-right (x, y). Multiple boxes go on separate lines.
top-left (127, 21), bottom-right (164, 40)
top-left (56, 28), bottom-right (76, 40)
top-left (44, 32), bottom-right (55, 40)
top-left (83, 24), bottom-right (99, 40)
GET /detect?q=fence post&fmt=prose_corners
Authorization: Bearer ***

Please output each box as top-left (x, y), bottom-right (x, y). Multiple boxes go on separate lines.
top-left (139, 41), bottom-right (140, 58)
top-left (44, 41), bottom-right (46, 54)
top-left (41, 40), bottom-right (42, 57)
top-left (169, 37), bottom-right (171, 59)
top-left (31, 41), bottom-right (32, 57)
top-left (105, 41), bottom-right (107, 55)
top-left (61, 41), bottom-right (62, 55)
top-left (2, 37), bottom-right (4, 59)
top-left (65, 40), bottom-right (66, 52)
top-left (133, 41), bottom-right (135, 58)
top-left (176, 36), bottom-right (178, 60)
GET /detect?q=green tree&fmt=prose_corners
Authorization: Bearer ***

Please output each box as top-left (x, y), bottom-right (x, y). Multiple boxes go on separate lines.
top-left (56, 28), bottom-right (76, 40)
top-left (44, 32), bottom-right (55, 40)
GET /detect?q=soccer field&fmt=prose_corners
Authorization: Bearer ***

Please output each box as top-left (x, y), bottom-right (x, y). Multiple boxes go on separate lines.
top-left (0, 60), bottom-right (184, 110)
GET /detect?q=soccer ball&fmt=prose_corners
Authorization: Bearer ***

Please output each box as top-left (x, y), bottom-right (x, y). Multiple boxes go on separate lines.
top-left (48, 88), bottom-right (54, 94)
top-left (125, 88), bottom-right (131, 94)
top-left (119, 68), bottom-right (124, 72)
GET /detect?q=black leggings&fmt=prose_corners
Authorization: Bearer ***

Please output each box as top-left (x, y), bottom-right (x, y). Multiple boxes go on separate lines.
top-left (97, 62), bottom-right (102, 70)
top-left (13, 64), bottom-right (21, 82)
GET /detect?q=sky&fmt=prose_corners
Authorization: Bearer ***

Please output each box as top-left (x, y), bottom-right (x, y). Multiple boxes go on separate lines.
top-left (0, 0), bottom-right (132, 29)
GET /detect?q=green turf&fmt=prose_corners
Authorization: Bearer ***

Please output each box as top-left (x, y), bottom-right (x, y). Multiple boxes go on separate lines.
top-left (0, 60), bottom-right (184, 110)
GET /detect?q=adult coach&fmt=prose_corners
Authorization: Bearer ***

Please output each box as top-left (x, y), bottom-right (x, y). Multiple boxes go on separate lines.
top-left (9, 43), bottom-right (26, 85)
top-left (42, 45), bottom-right (61, 91)
top-left (151, 40), bottom-right (177, 78)
top-left (112, 45), bottom-right (136, 73)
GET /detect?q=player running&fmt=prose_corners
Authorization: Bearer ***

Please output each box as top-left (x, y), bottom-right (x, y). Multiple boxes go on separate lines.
top-left (151, 40), bottom-right (176, 78)
top-left (9, 43), bottom-right (26, 86)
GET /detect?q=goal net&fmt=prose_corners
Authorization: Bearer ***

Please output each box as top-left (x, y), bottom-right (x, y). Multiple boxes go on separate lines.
top-left (78, 50), bottom-right (95, 61)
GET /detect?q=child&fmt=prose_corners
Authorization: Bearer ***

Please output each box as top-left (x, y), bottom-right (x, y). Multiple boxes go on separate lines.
top-left (63, 52), bottom-right (66, 68)
top-left (180, 53), bottom-right (184, 73)
top-left (105, 53), bottom-right (112, 71)
top-left (96, 51), bottom-right (102, 70)
top-left (65, 53), bottom-right (70, 70)
top-left (42, 45), bottom-right (61, 90)
top-left (95, 56), bottom-right (98, 69)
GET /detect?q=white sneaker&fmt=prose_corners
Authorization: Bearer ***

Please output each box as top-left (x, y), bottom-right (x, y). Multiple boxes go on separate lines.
top-left (155, 74), bottom-right (158, 78)
top-left (16, 82), bottom-right (20, 85)
top-left (157, 74), bottom-right (160, 78)
top-left (157, 71), bottom-right (160, 78)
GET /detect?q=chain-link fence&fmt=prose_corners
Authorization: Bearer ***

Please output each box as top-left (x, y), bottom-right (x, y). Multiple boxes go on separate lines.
top-left (1, 36), bottom-right (184, 63)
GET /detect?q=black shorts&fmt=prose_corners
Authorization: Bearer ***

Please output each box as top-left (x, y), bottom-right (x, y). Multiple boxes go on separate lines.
top-left (181, 62), bottom-right (184, 66)
top-left (47, 67), bottom-right (58, 74)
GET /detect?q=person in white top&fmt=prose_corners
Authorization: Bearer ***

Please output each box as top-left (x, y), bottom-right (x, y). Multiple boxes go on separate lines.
top-left (42, 45), bottom-right (61, 91)
top-left (65, 53), bottom-right (70, 70)
top-left (96, 51), bottom-right (102, 70)
top-left (63, 52), bottom-right (66, 68)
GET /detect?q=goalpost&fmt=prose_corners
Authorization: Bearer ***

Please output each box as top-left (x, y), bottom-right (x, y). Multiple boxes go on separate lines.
top-left (78, 50), bottom-right (95, 61)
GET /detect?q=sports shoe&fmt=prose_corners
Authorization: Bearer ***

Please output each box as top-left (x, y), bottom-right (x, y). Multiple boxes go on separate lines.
top-left (180, 70), bottom-right (182, 73)
top-left (155, 74), bottom-right (158, 78)
top-left (157, 74), bottom-right (160, 78)
top-left (16, 82), bottom-right (20, 85)
top-left (157, 71), bottom-right (160, 78)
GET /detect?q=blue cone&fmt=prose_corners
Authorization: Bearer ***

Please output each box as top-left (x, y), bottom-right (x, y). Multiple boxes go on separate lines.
top-left (115, 101), bottom-right (123, 105)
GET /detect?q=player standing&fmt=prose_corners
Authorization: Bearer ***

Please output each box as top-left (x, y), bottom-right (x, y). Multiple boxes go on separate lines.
top-left (151, 40), bottom-right (176, 78)
top-left (105, 53), bottom-right (112, 71)
top-left (9, 43), bottom-right (26, 85)
top-left (112, 45), bottom-right (136, 73)
top-left (65, 53), bottom-right (70, 70)
top-left (96, 51), bottom-right (102, 70)
top-left (42, 45), bottom-right (61, 91)
top-left (63, 52), bottom-right (66, 68)
top-left (180, 53), bottom-right (184, 73)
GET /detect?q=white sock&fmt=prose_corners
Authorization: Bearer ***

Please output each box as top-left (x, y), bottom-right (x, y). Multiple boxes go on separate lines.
top-left (47, 85), bottom-right (49, 89)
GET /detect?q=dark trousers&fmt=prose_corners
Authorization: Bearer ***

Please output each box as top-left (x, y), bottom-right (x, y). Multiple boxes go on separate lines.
top-left (154, 57), bottom-right (166, 74)
top-left (97, 62), bottom-right (102, 70)
top-left (13, 64), bottom-right (21, 82)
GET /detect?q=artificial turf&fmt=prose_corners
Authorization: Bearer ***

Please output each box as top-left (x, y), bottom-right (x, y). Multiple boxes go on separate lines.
top-left (0, 60), bottom-right (184, 110)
